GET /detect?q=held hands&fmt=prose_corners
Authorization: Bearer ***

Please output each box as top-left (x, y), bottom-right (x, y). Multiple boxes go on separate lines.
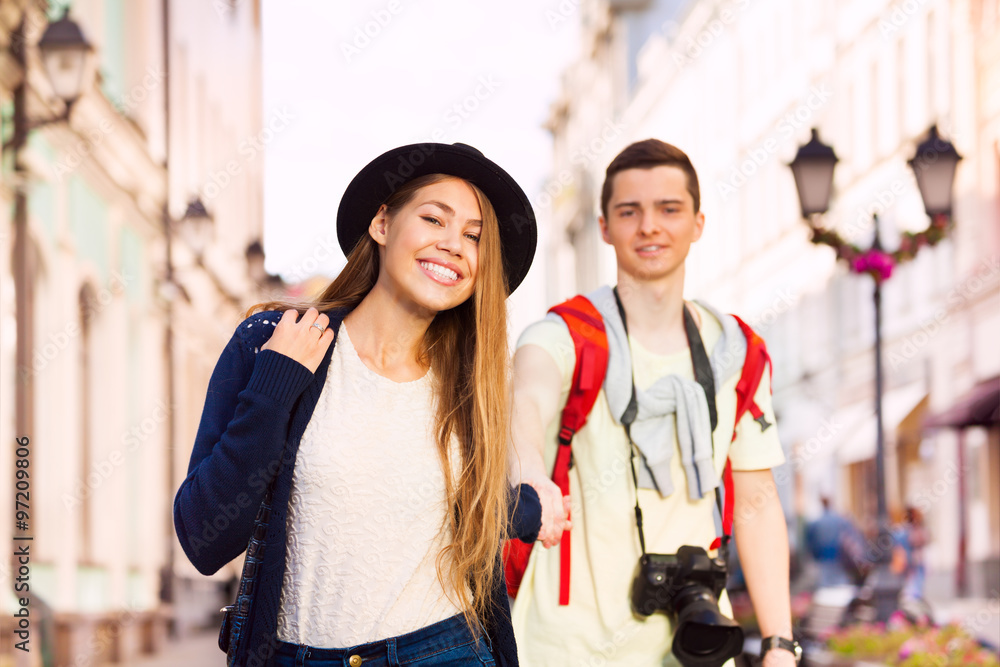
top-left (522, 474), bottom-right (572, 549)
top-left (260, 308), bottom-right (335, 374)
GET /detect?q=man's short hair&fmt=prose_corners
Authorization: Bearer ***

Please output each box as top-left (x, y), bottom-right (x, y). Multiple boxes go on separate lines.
top-left (600, 139), bottom-right (701, 218)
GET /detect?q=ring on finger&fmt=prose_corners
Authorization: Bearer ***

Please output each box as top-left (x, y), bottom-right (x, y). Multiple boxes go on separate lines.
top-left (310, 322), bottom-right (326, 334)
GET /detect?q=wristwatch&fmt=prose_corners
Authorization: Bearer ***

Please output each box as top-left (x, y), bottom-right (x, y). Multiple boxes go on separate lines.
top-left (760, 636), bottom-right (802, 663)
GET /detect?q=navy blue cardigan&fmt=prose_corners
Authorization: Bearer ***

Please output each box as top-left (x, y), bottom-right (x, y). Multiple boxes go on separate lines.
top-left (173, 308), bottom-right (541, 667)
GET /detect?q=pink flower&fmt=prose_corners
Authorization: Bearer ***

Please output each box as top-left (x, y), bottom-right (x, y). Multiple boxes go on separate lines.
top-left (852, 249), bottom-right (894, 281)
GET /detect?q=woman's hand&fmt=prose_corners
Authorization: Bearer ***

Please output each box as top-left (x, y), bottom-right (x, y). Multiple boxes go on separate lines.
top-left (260, 307), bottom-right (335, 373)
top-left (522, 474), bottom-right (571, 549)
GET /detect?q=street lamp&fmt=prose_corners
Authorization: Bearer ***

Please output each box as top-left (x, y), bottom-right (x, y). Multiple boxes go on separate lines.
top-left (2, 11), bottom-right (94, 157)
top-left (37, 11), bottom-right (94, 110)
top-left (245, 239), bottom-right (267, 284)
top-left (788, 126), bottom-right (961, 620)
top-left (789, 128), bottom-right (839, 220)
top-left (908, 125), bottom-right (963, 218)
top-left (245, 239), bottom-right (284, 289)
top-left (180, 197), bottom-right (213, 259)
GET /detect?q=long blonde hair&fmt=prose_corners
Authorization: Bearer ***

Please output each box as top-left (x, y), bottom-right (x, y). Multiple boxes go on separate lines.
top-left (247, 173), bottom-right (511, 627)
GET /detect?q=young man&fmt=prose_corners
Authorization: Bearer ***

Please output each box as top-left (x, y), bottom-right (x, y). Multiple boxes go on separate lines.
top-left (509, 140), bottom-right (799, 666)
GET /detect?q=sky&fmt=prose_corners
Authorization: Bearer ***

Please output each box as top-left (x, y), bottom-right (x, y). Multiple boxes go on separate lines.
top-left (261, 0), bottom-right (581, 306)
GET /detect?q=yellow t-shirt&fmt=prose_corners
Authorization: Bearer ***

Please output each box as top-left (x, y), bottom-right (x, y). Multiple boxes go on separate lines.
top-left (510, 301), bottom-right (785, 667)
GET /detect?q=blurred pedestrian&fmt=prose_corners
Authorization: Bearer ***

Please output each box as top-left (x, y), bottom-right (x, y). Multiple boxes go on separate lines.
top-left (805, 497), bottom-right (860, 588)
top-left (173, 143), bottom-right (541, 666)
top-left (894, 505), bottom-right (929, 600)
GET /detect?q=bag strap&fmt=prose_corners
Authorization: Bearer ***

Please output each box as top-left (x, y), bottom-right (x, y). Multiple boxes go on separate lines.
top-left (709, 314), bottom-right (773, 551)
top-left (227, 470), bottom-right (279, 637)
top-left (547, 295), bottom-right (609, 605)
top-left (731, 314), bottom-right (773, 434)
top-left (549, 296), bottom-right (610, 445)
top-left (612, 288), bottom-right (725, 558)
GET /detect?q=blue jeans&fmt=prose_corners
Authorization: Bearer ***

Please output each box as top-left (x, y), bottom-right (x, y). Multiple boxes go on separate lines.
top-left (272, 613), bottom-right (495, 666)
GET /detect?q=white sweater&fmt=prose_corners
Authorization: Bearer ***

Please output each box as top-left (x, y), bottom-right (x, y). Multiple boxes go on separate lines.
top-left (275, 322), bottom-right (464, 647)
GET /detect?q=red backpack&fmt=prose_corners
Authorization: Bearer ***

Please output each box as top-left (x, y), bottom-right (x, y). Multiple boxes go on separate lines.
top-left (503, 296), bottom-right (773, 603)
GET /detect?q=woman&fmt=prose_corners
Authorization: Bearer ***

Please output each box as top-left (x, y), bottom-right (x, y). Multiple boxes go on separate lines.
top-left (173, 143), bottom-right (541, 666)
top-left (897, 506), bottom-right (929, 600)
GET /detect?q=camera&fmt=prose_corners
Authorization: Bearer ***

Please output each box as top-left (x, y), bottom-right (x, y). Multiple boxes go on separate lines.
top-left (630, 545), bottom-right (744, 667)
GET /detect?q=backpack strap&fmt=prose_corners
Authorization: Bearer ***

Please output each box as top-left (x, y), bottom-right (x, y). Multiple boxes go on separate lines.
top-left (732, 314), bottom-right (773, 435)
top-left (547, 296), bottom-right (609, 605)
top-left (711, 314), bottom-right (773, 551)
top-left (549, 296), bottom-right (609, 471)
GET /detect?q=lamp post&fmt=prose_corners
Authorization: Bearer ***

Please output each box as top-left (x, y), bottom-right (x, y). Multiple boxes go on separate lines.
top-left (4, 7), bottom-right (94, 661)
top-left (788, 126), bottom-right (961, 620)
top-left (5, 8), bottom-right (93, 455)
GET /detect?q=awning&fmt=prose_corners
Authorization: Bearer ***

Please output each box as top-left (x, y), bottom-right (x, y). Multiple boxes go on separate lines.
top-left (816, 402), bottom-right (871, 461)
top-left (924, 376), bottom-right (1000, 429)
top-left (835, 383), bottom-right (928, 465)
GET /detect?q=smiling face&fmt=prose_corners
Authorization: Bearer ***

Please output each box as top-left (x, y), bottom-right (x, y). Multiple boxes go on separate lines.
top-left (599, 165), bottom-right (705, 283)
top-left (369, 177), bottom-right (483, 316)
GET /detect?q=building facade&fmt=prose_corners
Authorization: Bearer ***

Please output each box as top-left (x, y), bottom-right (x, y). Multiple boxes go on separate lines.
top-left (545, 0), bottom-right (999, 599)
top-left (1, 0), bottom-right (276, 664)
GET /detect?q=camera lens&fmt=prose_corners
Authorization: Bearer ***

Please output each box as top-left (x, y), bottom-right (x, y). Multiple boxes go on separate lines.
top-left (670, 586), bottom-right (744, 667)
top-left (675, 620), bottom-right (742, 656)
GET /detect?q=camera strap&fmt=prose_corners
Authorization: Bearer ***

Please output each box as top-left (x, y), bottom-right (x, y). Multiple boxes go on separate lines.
top-left (611, 287), bottom-right (726, 558)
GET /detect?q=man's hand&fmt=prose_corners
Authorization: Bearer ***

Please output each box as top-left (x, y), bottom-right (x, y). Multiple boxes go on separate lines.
top-left (509, 343), bottom-right (569, 548)
top-left (521, 474), bottom-right (571, 548)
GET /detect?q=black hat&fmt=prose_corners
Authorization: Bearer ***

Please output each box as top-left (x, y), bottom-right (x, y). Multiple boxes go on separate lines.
top-left (336, 142), bottom-right (537, 293)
